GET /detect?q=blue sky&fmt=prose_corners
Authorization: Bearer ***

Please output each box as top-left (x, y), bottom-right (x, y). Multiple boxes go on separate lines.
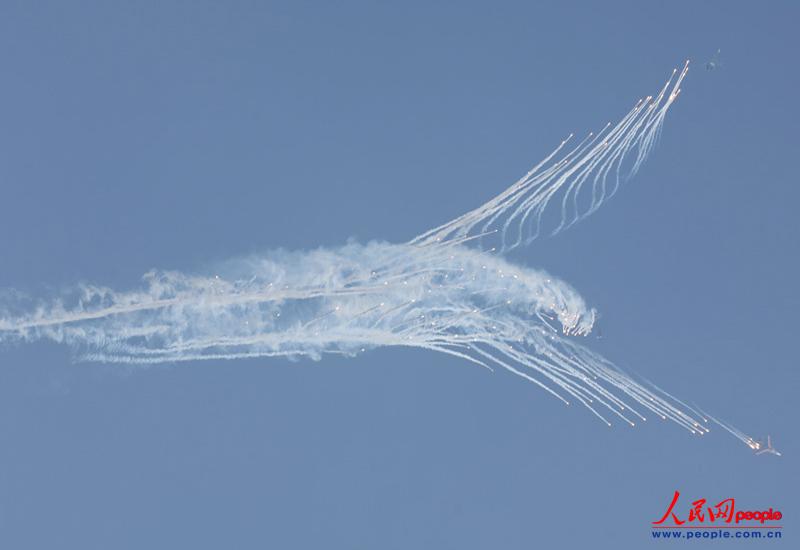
top-left (0, 1), bottom-right (797, 548)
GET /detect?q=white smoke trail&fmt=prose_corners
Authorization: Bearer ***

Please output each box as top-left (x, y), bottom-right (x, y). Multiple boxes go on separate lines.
top-left (0, 241), bottom-right (707, 433)
top-left (411, 62), bottom-right (689, 251)
top-left (0, 61), bottom-right (752, 442)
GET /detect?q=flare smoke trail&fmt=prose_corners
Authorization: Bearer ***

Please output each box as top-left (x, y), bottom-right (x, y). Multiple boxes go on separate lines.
top-left (0, 62), bottom-right (757, 444)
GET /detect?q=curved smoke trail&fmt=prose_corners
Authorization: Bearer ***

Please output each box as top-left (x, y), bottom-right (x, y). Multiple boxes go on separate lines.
top-left (0, 62), bottom-right (762, 447)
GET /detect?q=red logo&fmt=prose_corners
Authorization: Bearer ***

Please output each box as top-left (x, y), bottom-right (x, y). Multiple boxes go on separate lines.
top-left (653, 491), bottom-right (783, 527)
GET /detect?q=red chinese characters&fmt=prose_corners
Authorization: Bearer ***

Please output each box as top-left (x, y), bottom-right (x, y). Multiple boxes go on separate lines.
top-left (653, 491), bottom-right (781, 526)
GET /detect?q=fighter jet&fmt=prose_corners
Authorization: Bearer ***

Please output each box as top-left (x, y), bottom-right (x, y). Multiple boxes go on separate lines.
top-left (754, 435), bottom-right (782, 457)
